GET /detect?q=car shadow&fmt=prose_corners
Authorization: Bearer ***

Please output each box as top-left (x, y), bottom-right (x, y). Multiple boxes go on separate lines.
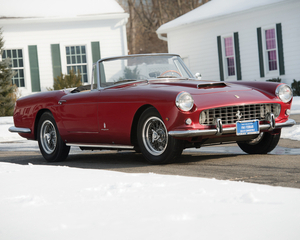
top-left (0, 149), bottom-right (240, 171)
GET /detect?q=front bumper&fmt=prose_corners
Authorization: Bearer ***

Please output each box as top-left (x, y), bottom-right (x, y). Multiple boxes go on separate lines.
top-left (9, 126), bottom-right (31, 134)
top-left (168, 118), bottom-right (296, 138)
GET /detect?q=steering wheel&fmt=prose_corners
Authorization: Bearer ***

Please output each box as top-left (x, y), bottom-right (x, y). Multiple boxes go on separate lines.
top-left (159, 70), bottom-right (182, 77)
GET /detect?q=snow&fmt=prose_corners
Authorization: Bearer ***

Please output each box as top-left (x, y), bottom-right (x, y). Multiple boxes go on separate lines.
top-left (0, 162), bottom-right (300, 240)
top-left (0, 96), bottom-right (299, 240)
top-left (0, 0), bottom-right (124, 18)
top-left (157, 0), bottom-right (287, 33)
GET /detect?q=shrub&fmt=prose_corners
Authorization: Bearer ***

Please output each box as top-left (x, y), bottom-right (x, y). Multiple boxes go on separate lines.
top-left (266, 77), bottom-right (281, 83)
top-left (291, 79), bottom-right (300, 96)
top-left (48, 69), bottom-right (82, 91)
top-left (0, 28), bottom-right (17, 116)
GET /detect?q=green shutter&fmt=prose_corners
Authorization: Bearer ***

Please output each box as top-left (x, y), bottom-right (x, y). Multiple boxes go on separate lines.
top-left (28, 45), bottom-right (41, 92)
top-left (51, 44), bottom-right (62, 80)
top-left (257, 27), bottom-right (265, 78)
top-left (217, 36), bottom-right (224, 81)
top-left (234, 32), bottom-right (242, 80)
top-left (91, 41), bottom-right (101, 63)
top-left (276, 23), bottom-right (285, 75)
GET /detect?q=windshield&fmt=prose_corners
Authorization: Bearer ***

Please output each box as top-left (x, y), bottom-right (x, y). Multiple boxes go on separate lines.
top-left (96, 54), bottom-right (193, 88)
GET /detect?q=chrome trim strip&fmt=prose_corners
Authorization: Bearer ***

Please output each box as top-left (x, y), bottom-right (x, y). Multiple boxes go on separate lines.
top-left (66, 143), bottom-right (134, 149)
top-left (168, 119), bottom-right (296, 138)
top-left (9, 126), bottom-right (31, 134)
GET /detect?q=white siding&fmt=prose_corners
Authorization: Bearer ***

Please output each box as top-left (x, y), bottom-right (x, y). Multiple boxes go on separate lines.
top-left (1, 15), bottom-right (128, 96)
top-left (166, 0), bottom-right (300, 86)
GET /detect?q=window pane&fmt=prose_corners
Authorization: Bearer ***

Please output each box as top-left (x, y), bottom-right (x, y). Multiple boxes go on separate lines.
top-left (76, 46), bottom-right (80, 54)
top-left (268, 50), bottom-right (277, 71)
top-left (81, 46), bottom-right (86, 54)
top-left (7, 50), bottom-right (11, 58)
top-left (66, 47), bottom-right (70, 55)
top-left (18, 49), bottom-right (22, 58)
top-left (19, 59), bottom-right (23, 67)
top-left (224, 37), bottom-right (234, 57)
top-left (13, 59), bottom-right (18, 68)
top-left (13, 50), bottom-right (17, 58)
top-left (2, 50), bottom-right (6, 58)
top-left (77, 55), bottom-right (81, 64)
top-left (71, 47), bottom-right (75, 54)
top-left (227, 57), bottom-right (235, 76)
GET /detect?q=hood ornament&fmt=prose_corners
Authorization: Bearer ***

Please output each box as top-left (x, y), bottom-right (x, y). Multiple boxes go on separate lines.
top-left (235, 95), bottom-right (240, 98)
top-left (236, 110), bottom-right (243, 121)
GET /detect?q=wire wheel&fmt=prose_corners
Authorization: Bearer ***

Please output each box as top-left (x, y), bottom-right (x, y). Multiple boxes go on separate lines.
top-left (142, 116), bottom-right (168, 156)
top-left (40, 120), bottom-right (57, 154)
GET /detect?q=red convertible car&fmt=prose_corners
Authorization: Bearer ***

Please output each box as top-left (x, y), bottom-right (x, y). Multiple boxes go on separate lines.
top-left (9, 54), bottom-right (295, 164)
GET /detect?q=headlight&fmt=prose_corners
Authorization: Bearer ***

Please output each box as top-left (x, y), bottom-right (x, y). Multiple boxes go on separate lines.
top-left (275, 84), bottom-right (293, 103)
top-left (175, 92), bottom-right (194, 111)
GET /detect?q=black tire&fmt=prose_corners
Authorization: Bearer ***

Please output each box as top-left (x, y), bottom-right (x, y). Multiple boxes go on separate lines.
top-left (137, 107), bottom-right (184, 164)
top-left (37, 112), bottom-right (70, 162)
top-left (237, 131), bottom-right (281, 154)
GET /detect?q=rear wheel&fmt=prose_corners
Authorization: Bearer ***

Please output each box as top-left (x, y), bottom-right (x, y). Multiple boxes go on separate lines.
top-left (237, 131), bottom-right (281, 154)
top-left (137, 107), bottom-right (183, 164)
top-left (37, 112), bottom-right (70, 162)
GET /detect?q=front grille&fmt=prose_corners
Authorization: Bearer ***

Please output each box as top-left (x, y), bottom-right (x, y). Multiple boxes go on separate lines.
top-left (199, 104), bottom-right (281, 125)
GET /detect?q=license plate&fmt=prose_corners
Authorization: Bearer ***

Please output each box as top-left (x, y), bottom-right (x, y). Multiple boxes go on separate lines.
top-left (236, 120), bottom-right (259, 136)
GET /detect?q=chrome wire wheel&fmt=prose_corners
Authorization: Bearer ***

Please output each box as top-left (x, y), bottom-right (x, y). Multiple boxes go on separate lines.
top-left (142, 116), bottom-right (168, 156)
top-left (40, 120), bottom-right (57, 154)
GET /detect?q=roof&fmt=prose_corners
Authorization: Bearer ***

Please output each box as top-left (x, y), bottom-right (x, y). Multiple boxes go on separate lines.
top-left (0, 0), bottom-right (124, 18)
top-left (157, 0), bottom-right (288, 34)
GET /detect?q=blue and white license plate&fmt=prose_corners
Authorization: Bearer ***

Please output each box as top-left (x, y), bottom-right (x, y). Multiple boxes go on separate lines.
top-left (236, 120), bottom-right (259, 136)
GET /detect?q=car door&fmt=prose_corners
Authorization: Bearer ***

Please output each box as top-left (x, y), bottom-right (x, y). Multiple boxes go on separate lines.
top-left (58, 90), bottom-right (100, 143)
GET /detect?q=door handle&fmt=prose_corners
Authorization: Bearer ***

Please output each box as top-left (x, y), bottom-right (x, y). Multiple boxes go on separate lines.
top-left (58, 100), bottom-right (67, 105)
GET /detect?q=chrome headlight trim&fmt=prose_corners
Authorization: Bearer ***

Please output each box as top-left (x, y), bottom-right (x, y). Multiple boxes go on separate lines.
top-left (275, 84), bottom-right (293, 103)
top-left (175, 92), bottom-right (194, 111)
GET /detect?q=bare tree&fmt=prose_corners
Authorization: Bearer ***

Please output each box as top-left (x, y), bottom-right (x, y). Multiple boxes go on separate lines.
top-left (117, 0), bottom-right (210, 54)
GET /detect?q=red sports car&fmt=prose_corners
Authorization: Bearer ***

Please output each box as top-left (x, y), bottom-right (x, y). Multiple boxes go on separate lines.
top-left (9, 54), bottom-right (295, 164)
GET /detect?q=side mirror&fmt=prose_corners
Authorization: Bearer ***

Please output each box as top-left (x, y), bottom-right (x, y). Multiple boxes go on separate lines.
top-left (195, 73), bottom-right (202, 80)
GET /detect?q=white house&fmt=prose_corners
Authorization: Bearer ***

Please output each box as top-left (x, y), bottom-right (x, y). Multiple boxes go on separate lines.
top-left (0, 0), bottom-right (128, 96)
top-left (156, 0), bottom-right (300, 86)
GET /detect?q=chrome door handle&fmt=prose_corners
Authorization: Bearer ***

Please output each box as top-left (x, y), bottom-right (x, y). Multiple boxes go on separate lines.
top-left (58, 100), bottom-right (67, 105)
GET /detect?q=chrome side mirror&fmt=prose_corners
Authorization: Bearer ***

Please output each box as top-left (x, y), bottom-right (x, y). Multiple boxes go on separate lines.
top-left (195, 73), bottom-right (202, 80)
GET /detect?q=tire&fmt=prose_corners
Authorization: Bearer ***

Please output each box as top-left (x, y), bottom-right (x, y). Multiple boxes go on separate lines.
top-left (137, 107), bottom-right (184, 164)
top-left (237, 131), bottom-right (281, 154)
top-left (37, 112), bottom-right (70, 162)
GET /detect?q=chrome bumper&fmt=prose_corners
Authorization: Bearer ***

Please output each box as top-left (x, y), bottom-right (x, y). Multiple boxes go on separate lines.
top-left (168, 118), bottom-right (296, 138)
top-left (9, 126), bottom-right (31, 134)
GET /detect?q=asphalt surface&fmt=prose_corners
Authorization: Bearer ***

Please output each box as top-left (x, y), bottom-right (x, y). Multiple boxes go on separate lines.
top-left (0, 114), bottom-right (299, 188)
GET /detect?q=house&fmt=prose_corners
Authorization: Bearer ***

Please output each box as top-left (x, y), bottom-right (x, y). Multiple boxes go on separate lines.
top-left (156, 0), bottom-right (300, 86)
top-left (0, 0), bottom-right (128, 96)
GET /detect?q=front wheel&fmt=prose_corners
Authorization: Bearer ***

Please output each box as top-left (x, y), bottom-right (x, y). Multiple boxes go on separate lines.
top-left (237, 131), bottom-right (281, 154)
top-left (37, 112), bottom-right (70, 162)
top-left (137, 107), bottom-right (183, 164)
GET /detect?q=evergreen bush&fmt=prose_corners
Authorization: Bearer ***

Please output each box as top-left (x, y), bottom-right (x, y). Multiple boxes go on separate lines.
top-left (291, 79), bottom-right (300, 96)
top-left (48, 69), bottom-right (82, 91)
top-left (0, 28), bottom-right (17, 116)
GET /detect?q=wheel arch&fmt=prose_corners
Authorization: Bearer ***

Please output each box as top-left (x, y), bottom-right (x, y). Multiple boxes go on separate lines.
top-left (34, 109), bottom-right (53, 140)
top-left (130, 104), bottom-right (156, 147)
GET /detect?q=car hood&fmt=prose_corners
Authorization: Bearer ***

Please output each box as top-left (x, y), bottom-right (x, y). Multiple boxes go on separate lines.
top-left (148, 79), bottom-right (280, 109)
top-left (149, 79), bottom-right (250, 94)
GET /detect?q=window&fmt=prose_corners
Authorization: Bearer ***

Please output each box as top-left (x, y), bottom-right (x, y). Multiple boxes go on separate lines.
top-left (66, 46), bottom-right (88, 83)
top-left (2, 49), bottom-right (25, 87)
top-left (265, 28), bottom-right (277, 71)
top-left (224, 36), bottom-right (235, 76)
top-left (217, 33), bottom-right (241, 81)
top-left (257, 23), bottom-right (285, 78)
